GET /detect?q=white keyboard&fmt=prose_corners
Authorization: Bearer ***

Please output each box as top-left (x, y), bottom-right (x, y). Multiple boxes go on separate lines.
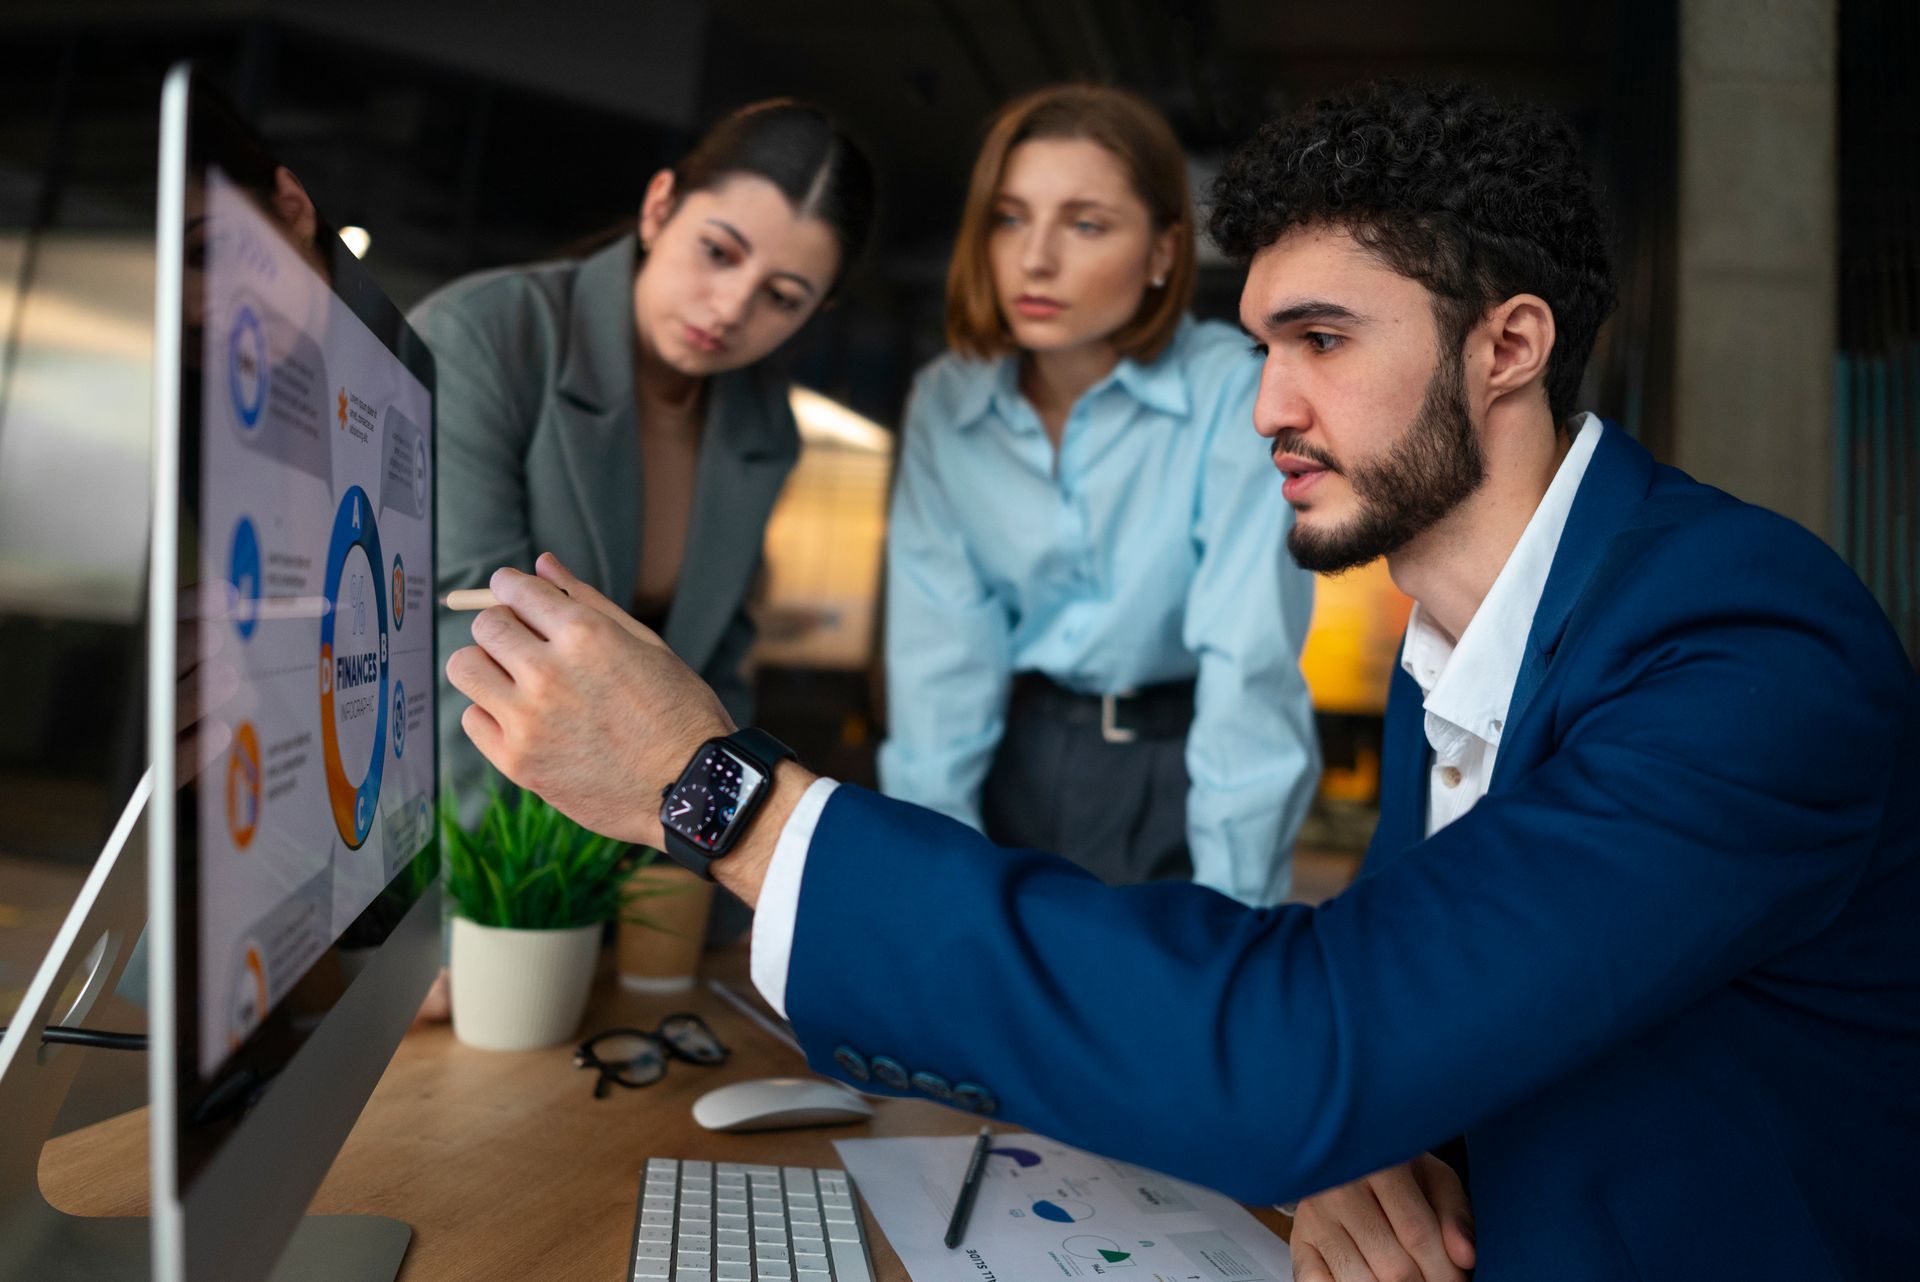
top-left (627, 1158), bottom-right (875, 1282)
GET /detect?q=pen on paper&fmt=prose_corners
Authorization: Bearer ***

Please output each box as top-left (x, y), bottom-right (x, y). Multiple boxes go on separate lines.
top-left (944, 1125), bottom-right (993, 1250)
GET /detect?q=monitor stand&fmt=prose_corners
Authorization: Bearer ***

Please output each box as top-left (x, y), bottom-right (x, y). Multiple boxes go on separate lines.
top-left (0, 770), bottom-right (411, 1281)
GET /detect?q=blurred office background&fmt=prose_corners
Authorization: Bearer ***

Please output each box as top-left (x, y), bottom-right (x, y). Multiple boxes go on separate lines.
top-left (2, 0), bottom-right (1913, 1005)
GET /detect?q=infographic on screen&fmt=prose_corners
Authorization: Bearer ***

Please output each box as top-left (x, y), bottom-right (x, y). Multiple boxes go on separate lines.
top-left (195, 167), bottom-right (434, 1075)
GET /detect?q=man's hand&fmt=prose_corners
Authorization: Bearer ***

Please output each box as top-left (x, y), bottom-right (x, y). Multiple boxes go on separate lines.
top-left (1291, 1153), bottom-right (1475, 1282)
top-left (445, 553), bottom-right (737, 850)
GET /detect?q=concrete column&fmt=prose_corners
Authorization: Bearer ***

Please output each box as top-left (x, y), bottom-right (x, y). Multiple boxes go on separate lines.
top-left (1674, 0), bottom-right (1837, 541)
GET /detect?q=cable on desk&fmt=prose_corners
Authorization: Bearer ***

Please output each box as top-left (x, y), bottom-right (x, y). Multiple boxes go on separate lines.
top-left (0, 1025), bottom-right (148, 1051)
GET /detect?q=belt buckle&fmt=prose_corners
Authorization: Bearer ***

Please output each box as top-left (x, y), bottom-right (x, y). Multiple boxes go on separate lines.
top-left (1100, 691), bottom-right (1138, 745)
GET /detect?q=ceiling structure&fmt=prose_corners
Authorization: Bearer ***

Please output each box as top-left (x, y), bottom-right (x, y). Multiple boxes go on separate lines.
top-left (0, 0), bottom-right (1638, 415)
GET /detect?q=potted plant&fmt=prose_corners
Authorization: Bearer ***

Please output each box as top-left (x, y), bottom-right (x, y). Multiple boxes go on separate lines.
top-left (441, 786), bottom-right (652, 1051)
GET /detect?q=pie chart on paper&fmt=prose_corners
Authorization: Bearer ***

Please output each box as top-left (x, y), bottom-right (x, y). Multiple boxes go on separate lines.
top-left (1065, 1235), bottom-right (1133, 1264)
top-left (1032, 1198), bottom-right (1093, 1223)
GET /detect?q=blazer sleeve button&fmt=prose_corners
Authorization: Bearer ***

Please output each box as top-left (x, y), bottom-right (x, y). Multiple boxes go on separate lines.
top-left (909, 1071), bottom-right (954, 1102)
top-left (870, 1055), bottom-right (910, 1090)
top-left (952, 1082), bottom-right (998, 1115)
top-left (832, 1046), bottom-right (871, 1083)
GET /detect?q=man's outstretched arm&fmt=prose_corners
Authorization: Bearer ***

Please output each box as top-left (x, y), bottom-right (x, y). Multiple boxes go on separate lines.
top-left (451, 531), bottom-right (1905, 1204)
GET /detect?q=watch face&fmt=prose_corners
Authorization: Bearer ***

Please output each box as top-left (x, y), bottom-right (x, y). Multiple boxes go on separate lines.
top-left (662, 745), bottom-right (764, 851)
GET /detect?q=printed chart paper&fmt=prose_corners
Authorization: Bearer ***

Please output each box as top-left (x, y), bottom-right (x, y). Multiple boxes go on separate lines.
top-left (835, 1134), bottom-right (1290, 1281)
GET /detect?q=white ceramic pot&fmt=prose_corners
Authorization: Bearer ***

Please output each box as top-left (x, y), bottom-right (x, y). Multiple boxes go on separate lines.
top-left (449, 917), bottom-right (601, 1051)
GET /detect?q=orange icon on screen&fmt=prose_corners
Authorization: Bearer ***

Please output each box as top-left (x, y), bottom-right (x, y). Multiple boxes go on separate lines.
top-left (227, 721), bottom-right (262, 850)
top-left (338, 387), bottom-right (348, 429)
top-left (230, 942), bottom-right (268, 1050)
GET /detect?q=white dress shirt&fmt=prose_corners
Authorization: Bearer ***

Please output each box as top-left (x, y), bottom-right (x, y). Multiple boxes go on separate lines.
top-left (1399, 414), bottom-right (1601, 835)
top-left (751, 413), bottom-right (1604, 1015)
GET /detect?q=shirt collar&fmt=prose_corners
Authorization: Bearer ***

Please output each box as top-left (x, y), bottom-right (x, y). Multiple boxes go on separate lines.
top-left (1109, 320), bottom-right (1193, 418)
top-left (953, 317), bottom-right (1194, 432)
top-left (1401, 413), bottom-right (1604, 747)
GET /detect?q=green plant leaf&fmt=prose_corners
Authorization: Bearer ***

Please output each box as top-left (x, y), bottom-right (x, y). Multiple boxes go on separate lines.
top-left (440, 773), bottom-right (644, 930)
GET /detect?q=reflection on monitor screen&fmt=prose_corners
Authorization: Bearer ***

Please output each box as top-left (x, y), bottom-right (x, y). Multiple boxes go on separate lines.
top-left (192, 166), bottom-right (435, 1078)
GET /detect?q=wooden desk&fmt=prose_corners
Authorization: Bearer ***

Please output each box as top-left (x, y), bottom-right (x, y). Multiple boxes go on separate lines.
top-left (41, 948), bottom-right (1289, 1279)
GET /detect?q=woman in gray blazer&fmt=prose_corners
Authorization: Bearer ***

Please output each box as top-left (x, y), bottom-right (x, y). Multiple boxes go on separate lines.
top-left (411, 101), bottom-right (874, 826)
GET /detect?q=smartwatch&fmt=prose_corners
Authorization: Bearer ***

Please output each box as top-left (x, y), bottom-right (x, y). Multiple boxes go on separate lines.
top-left (658, 727), bottom-right (796, 879)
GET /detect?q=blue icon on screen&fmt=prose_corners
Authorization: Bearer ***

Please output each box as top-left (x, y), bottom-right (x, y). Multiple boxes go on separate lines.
top-left (229, 517), bottom-right (262, 641)
top-left (392, 681), bottom-right (407, 759)
top-left (228, 304), bottom-right (266, 430)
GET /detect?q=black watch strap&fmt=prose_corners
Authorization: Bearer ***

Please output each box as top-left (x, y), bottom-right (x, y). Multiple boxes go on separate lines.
top-left (725, 725), bottom-right (796, 775)
top-left (661, 823), bottom-right (718, 880)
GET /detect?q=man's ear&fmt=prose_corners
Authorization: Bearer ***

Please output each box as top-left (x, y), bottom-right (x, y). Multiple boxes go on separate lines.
top-left (1481, 294), bottom-right (1556, 407)
top-left (637, 169), bottom-right (678, 250)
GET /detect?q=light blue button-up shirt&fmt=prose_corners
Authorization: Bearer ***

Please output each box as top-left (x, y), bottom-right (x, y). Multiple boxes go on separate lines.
top-left (878, 317), bottom-right (1320, 905)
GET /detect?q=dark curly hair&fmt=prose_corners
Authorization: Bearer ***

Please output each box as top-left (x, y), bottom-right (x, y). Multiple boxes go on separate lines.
top-left (1208, 80), bottom-right (1616, 426)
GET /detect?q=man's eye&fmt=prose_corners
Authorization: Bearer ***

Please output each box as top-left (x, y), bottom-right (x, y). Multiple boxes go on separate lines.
top-left (1247, 340), bottom-right (1270, 358)
top-left (1073, 220), bottom-right (1106, 235)
top-left (1305, 332), bottom-right (1343, 353)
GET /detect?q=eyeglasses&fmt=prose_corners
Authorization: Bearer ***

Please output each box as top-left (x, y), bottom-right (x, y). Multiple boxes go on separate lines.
top-left (574, 1014), bottom-right (729, 1099)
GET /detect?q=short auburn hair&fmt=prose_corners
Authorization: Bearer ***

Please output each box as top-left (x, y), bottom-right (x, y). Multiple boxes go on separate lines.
top-left (946, 84), bottom-right (1196, 363)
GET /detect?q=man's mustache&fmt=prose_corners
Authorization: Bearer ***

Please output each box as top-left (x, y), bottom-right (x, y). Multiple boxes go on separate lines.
top-left (1272, 432), bottom-right (1343, 475)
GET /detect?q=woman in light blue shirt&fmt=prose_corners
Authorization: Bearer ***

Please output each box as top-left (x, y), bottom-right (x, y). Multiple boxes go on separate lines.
top-left (880, 85), bottom-right (1320, 905)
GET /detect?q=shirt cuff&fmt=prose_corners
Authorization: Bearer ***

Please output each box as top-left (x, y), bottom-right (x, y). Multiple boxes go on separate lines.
top-left (748, 776), bottom-right (841, 1020)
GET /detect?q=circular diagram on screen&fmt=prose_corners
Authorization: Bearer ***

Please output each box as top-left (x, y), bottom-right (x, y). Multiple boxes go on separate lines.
top-left (318, 486), bottom-right (388, 849)
top-left (228, 303), bottom-right (267, 430)
top-left (226, 721), bottom-right (262, 850)
top-left (229, 517), bottom-right (262, 640)
top-left (391, 680), bottom-right (407, 759)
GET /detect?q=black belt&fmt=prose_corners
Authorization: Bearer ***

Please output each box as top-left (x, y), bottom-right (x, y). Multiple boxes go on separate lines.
top-left (1009, 672), bottom-right (1196, 744)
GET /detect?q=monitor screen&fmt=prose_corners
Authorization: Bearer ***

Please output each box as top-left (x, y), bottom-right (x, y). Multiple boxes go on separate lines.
top-left (190, 163), bottom-right (436, 1079)
top-left (153, 68), bottom-right (439, 1211)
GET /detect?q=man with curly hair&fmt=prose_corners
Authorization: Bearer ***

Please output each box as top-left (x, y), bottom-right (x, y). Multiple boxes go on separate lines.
top-left (450, 81), bottom-right (1920, 1282)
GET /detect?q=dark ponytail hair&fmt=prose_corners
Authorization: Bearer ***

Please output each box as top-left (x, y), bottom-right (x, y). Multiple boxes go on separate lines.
top-left (672, 99), bottom-right (876, 294)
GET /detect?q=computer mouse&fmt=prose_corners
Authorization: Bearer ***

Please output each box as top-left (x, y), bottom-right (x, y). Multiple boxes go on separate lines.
top-left (692, 1076), bottom-right (875, 1132)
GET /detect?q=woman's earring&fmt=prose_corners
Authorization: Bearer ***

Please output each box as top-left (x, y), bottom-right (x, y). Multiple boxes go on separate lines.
top-left (1151, 274), bottom-right (1168, 288)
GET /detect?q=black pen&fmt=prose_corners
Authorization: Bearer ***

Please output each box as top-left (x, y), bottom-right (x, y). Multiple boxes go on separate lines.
top-left (943, 1125), bottom-right (994, 1249)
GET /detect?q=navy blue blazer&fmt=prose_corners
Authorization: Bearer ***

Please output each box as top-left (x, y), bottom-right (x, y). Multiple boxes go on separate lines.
top-left (785, 425), bottom-right (1920, 1282)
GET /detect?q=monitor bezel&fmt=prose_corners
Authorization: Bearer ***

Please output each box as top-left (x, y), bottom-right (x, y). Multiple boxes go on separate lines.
top-left (149, 62), bottom-right (440, 1201)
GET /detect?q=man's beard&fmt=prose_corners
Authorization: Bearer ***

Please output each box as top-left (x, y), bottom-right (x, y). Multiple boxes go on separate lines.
top-left (1284, 346), bottom-right (1485, 575)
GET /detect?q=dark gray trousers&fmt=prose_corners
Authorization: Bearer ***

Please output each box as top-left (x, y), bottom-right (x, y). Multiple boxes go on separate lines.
top-left (980, 698), bottom-right (1193, 886)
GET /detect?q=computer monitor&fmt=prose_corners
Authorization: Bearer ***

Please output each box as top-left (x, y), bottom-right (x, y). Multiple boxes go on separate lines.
top-left (146, 62), bottom-right (440, 1281)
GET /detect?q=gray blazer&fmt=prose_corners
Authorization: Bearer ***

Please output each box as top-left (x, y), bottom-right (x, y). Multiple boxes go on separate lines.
top-left (410, 234), bottom-right (800, 819)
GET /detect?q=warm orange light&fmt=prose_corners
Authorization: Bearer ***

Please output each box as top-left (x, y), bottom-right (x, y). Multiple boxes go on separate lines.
top-left (1299, 560), bottom-right (1413, 716)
